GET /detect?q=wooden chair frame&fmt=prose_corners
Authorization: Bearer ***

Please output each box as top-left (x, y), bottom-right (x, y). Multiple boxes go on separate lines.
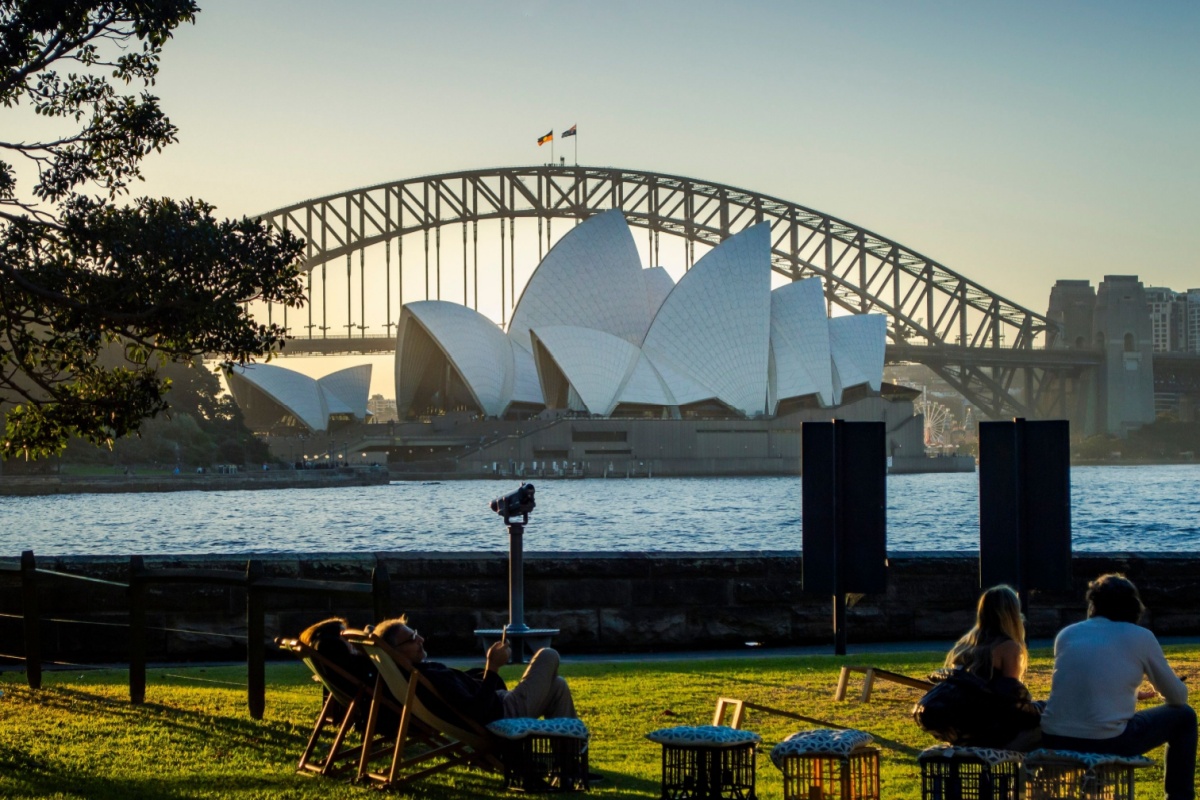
top-left (342, 629), bottom-right (504, 790)
top-left (275, 636), bottom-right (399, 777)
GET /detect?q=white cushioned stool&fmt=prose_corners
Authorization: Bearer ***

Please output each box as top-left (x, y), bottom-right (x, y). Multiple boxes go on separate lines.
top-left (918, 746), bottom-right (1023, 800)
top-left (769, 728), bottom-right (880, 800)
top-left (645, 725), bottom-right (762, 799)
top-left (1023, 749), bottom-right (1153, 800)
top-left (487, 717), bottom-right (591, 793)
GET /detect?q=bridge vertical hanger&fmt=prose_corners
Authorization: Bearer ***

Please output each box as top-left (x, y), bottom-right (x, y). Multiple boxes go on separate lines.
top-left (509, 206), bottom-right (516, 320)
top-left (462, 216), bottom-right (468, 306)
top-left (320, 202), bottom-right (328, 338)
top-left (435, 189), bottom-right (441, 300)
top-left (500, 216), bottom-right (507, 326)
top-left (473, 218), bottom-right (479, 312)
top-left (305, 206), bottom-right (314, 337)
top-left (346, 195), bottom-right (353, 337)
top-left (359, 198), bottom-right (366, 337)
top-left (384, 190), bottom-right (392, 338)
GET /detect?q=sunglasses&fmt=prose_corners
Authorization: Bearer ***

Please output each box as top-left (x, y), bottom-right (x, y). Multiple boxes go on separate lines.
top-left (392, 629), bottom-right (420, 646)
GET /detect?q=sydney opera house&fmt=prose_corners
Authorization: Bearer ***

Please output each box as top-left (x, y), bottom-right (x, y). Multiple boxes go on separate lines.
top-left (231, 210), bottom-right (928, 474)
top-left (397, 210), bottom-right (886, 421)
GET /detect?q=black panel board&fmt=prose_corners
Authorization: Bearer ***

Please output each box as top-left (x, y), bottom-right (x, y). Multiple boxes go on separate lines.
top-left (1021, 420), bottom-right (1072, 591)
top-left (979, 421), bottom-right (1021, 589)
top-left (840, 422), bottom-right (887, 594)
top-left (801, 422), bottom-right (837, 595)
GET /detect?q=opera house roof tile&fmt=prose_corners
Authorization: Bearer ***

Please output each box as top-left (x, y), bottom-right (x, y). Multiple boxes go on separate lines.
top-left (227, 363), bottom-right (371, 432)
top-left (507, 209), bottom-right (652, 350)
top-left (640, 223), bottom-right (772, 416)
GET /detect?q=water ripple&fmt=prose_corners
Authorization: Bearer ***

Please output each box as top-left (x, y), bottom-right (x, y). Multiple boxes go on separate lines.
top-left (1, 465), bottom-right (1198, 555)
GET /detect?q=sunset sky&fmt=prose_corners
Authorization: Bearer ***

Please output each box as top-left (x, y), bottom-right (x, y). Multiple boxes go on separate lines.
top-left (12, 1), bottom-right (1199, 392)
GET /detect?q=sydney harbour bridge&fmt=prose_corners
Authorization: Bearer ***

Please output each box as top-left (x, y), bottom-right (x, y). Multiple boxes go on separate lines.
top-left (251, 165), bottom-right (1197, 432)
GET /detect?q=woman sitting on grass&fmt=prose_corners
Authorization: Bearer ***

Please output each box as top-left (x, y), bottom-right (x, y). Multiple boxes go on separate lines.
top-left (926, 585), bottom-right (1043, 750)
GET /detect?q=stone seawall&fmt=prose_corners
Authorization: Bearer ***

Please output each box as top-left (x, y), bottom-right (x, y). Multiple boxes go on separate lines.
top-left (1, 551), bottom-right (1197, 665)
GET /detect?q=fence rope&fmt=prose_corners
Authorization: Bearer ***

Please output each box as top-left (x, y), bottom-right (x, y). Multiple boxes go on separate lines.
top-left (0, 611), bottom-right (248, 641)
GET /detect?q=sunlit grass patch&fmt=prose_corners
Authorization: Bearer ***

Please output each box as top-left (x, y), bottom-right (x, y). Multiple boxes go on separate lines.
top-left (2, 646), bottom-right (1195, 798)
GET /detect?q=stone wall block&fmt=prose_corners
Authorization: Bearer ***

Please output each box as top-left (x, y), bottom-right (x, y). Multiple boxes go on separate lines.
top-left (599, 608), bottom-right (689, 647)
top-left (544, 578), bottom-right (631, 608)
top-left (732, 578), bottom-right (803, 605)
top-left (646, 578), bottom-right (732, 607)
top-left (691, 609), bottom-right (793, 645)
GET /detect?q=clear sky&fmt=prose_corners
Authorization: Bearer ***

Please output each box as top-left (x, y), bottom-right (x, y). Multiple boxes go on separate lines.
top-left (14, 1), bottom-right (1200, 392)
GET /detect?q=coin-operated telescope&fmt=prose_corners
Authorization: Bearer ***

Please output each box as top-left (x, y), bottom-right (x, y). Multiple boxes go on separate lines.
top-left (478, 482), bottom-right (556, 663)
top-left (489, 483), bottom-right (535, 524)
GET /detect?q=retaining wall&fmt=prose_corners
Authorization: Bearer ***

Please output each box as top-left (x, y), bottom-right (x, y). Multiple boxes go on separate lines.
top-left (1, 552), bottom-right (1198, 665)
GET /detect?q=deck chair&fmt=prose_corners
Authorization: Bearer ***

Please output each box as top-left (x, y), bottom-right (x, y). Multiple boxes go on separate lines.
top-left (275, 636), bottom-right (401, 777)
top-left (341, 629), bottom-right (504, 790)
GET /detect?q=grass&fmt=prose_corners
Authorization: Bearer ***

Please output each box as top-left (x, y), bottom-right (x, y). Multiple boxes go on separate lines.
top-left (2, 645), bottom-right (1197, 799)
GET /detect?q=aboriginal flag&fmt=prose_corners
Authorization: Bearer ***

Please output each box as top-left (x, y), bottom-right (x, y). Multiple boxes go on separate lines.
top-left (537, 130), bottom-right (553, 146)
top-left (561, 125), bottom-right (577, 138)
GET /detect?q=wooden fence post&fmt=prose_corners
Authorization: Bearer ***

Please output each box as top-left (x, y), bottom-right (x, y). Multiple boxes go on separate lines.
top-left (246, 559), bottom-right (265, 720)
top-left (129, 556), bottom-right (146, 704)
top-left (19, 550), bottom-right (41, 690)
top-left (372, 560), bottom-right (390, 623)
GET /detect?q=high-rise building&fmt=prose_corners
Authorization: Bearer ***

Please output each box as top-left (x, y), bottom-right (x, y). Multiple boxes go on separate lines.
top-left (1145, 287), bottom-right (1188, 353)
top-left (1187, 289), bottom-right (1200, 355)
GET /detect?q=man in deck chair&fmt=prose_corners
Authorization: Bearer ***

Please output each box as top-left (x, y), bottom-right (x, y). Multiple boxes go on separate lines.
top-left (374, 615), bottom-right (577, 724)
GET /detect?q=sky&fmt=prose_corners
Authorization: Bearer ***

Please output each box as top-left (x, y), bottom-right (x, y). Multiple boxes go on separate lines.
top-left (13, 1), bottom-right (1200, 394)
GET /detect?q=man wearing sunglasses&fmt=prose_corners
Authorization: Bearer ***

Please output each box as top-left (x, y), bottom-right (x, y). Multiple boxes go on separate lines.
top-left (374, 616), bottom-right (577, 724)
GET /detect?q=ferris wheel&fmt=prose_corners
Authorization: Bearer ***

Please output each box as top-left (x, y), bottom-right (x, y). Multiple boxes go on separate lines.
top-left (915, 388), bottom-right (954, 447)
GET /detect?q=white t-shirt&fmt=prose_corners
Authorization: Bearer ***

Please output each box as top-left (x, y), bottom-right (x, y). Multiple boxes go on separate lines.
top-left (1041, 616), bottom-right (1188, 739)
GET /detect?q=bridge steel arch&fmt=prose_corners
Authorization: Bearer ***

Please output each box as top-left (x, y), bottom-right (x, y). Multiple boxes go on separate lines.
top-left (258, 165), bottom-right (1069, 421)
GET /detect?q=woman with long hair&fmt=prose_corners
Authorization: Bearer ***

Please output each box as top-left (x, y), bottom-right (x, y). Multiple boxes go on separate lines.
top-left (917, 585), bottom-right (1042, 750)
top-left (946, 584), bottom-right (1028, 682)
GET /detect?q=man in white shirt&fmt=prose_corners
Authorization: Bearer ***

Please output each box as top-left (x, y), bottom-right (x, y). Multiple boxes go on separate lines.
top-left (1041, 574), bottom-right (1196, 800)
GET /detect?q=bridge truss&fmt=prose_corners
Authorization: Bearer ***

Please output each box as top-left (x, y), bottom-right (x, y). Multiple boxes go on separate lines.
top-left (257, 166), bottom-right (1078, 420)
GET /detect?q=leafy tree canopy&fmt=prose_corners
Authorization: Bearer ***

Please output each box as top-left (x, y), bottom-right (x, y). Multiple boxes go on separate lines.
top-left (0, 0), bottom-right (305, 460)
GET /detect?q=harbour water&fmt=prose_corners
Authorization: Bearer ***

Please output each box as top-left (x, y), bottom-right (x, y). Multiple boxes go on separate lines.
top-left (1, 464), bottom-right (1196, 556)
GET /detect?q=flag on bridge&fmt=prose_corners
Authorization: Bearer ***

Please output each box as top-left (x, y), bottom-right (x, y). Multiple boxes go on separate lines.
top-left (561, 124), bottom-right (577, 138)
top-left (537, 130), bottom-right (553, 146)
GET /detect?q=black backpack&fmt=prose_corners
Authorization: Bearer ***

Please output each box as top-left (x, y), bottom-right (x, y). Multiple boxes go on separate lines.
top-left (912, 667), bottom-right (1014, 746)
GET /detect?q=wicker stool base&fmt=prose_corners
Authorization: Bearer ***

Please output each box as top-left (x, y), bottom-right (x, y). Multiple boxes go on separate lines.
top-left (660, 742), bottom-right (757, 800)
top-left (779, 748), bottom-right (880, 800)
top-left (500, 733), bottom-right (589, 793)
top-left (919, 755), bottom-right (1020, 800)
top-left (1024, 759), bottom-right (1137, 800)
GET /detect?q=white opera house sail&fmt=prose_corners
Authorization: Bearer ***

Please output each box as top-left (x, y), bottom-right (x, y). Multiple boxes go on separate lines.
top-left (394, 209), bottom-right (886, 420)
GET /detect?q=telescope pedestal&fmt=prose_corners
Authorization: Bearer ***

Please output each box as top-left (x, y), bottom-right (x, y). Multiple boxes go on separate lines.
top-left (473, 520), bottom-right (558, 664)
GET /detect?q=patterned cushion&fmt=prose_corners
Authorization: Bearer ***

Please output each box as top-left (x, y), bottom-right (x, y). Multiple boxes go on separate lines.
top-left (645, 725), bottom-right (762, 748)
top-left (1026, 749), bottom-right (1154, 769)
top-left (918, 745), bottom-right (1024, 766)
top-left (770, 729), bottom-right (874, 767)
top-left (487, 717), bottom-right (590, 741)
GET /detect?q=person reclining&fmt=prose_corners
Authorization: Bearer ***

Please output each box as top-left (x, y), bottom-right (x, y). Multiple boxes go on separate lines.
top-left (299, 616), bottom-right (400, 736)
top-left (374, 616), bottom-right (577, 724)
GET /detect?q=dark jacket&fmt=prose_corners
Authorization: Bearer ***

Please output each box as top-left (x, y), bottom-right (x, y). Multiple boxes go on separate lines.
top-left (416, 662), bottom-right (507, 724)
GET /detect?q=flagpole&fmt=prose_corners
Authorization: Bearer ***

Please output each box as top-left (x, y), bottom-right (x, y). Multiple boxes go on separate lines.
top-left (574, 133), bottom-right (578, 166)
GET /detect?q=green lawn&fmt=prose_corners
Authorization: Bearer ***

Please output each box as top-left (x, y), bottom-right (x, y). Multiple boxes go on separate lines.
top-left (2, 646), bottom-right (1195, 799)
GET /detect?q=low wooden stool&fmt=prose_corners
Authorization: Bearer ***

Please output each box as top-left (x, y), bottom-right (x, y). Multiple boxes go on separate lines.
top-left (918, 746), bottom-right (1022, 800)
top-left (1023, 749), bottom-right (1153, 800)
top-left (770, 728), bottom-right (880, 800)
top-left (487, 718), bottom-right (591, 793)
top-left (645, 725), bottom-right (762, 800)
